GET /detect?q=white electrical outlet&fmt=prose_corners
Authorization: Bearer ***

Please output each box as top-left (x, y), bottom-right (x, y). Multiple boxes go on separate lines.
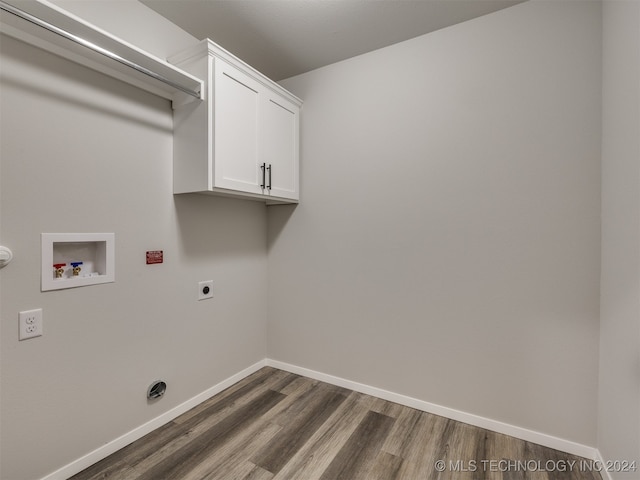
top-left (19, 309), bottom-right (43, 340)
top-left (198, 280), bottom-right (213, 300)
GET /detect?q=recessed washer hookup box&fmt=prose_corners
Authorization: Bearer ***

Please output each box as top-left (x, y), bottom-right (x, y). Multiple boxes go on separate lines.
top-left (41, 233), bottom-right (115, 291)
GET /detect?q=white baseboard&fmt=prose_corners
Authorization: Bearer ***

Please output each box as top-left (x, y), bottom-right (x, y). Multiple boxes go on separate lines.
top-left (266, 358), bottom-right (600, 461)
top-left (41, 357), bottom-right (601, 480)
top-left (40, 360), bottom-right (267, 480)
top-left (595, 449), bottom-right (614, 480)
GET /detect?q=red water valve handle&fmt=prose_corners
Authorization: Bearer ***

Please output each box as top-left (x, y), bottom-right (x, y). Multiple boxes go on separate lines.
top-left (53, 263), bottom-right (66, 278)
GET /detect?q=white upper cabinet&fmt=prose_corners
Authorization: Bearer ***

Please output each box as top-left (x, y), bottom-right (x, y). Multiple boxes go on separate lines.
top-left (170, 39), bottom-right (301, 204)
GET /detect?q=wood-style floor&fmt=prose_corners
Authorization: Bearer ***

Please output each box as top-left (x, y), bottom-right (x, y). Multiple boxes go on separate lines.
top-left (71, 367), bottom-right (602, 480)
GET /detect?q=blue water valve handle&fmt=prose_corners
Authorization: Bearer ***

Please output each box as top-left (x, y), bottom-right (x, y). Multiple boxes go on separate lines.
top-left (70, 261), bottom-right (83, 276)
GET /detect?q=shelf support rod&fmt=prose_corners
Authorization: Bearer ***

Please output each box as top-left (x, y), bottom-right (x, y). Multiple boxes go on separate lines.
top-left (0, 0), bottom-right (202, 99)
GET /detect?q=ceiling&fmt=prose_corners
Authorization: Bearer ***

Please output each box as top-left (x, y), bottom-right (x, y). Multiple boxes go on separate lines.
top-left (141, 0), bottom-right (525, 81)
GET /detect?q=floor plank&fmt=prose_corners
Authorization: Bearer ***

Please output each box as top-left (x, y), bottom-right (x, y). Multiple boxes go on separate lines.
top-left (251, 387), bottom-right (347, 473)
top-left (318, 410), bottom-right (395, 480)
top-left (135, 389), bottom-right (286, 480)
top-left (369, 451), bottom-right (404, 480)
top-left (192, 422), bottom-right (281, 480)
top-left (270, 391), bottom-right (376, 480)
top-left (69, 367), bottom-right (602, 480)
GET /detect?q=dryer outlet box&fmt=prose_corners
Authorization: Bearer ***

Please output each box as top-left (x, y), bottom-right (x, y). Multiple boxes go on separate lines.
top-left (198, 280), bottom-right (213, 300)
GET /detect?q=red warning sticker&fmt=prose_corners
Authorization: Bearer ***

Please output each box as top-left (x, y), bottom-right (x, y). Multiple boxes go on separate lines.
top-left (146, 250), bottom-right (163, 265)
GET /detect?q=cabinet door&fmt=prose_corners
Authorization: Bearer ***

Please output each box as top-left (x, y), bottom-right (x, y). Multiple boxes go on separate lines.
top-left (213, 59), bottom-right (263, 195)
top-left (260, 95), bottom-right (299, 200)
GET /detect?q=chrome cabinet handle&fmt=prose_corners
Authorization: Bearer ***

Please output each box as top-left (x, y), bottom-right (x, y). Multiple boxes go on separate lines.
top-left (267, 164), bottom-right (272, 190)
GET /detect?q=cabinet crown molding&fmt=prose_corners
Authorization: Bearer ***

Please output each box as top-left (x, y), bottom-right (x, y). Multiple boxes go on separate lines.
top-left (169, 39), bottom-right (302, 107)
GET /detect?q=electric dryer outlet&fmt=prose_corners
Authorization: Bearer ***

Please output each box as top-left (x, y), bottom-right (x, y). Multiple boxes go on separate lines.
top-left (198, 281), bottom-right (214, 300)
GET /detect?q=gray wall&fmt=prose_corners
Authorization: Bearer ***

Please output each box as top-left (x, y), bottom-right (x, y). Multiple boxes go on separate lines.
top-left (271, 0), bottom-right (602, 447)
top-left (599, 0), bottom-right (640, 476)
top-left (0, 5), bottom-right (267, 479)
top-left (4, 0), bottom-right (638, 478)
